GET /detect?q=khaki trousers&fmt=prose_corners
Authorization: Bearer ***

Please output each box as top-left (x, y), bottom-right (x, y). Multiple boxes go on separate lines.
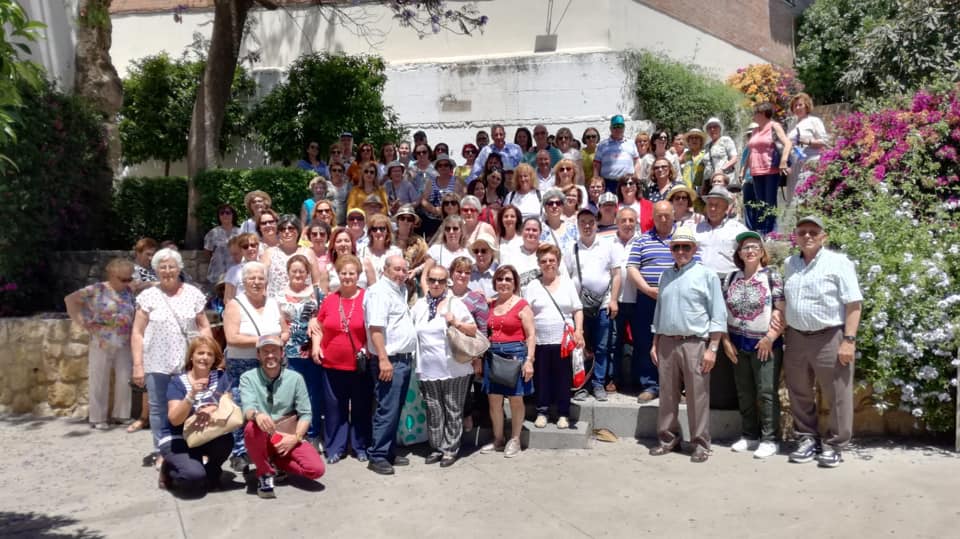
top-left (656, 336), bottom-right (710, 450)
top-left (87, 345), bottom-right (132, 424)
top-left (784, 326), bottom-right (852, 450)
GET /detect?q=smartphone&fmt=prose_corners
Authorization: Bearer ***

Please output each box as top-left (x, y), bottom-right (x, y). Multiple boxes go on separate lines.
top-left (270, 433), bottom-right (284, 445)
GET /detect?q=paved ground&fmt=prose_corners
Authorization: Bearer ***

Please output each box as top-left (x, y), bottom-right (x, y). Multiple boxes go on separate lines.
top-left (1, 415), bottom-right (957, 539)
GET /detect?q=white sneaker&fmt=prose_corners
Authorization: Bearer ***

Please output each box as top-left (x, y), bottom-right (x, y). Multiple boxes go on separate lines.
top-left (753, 441), bottom-right (779, 459)
top-left (731, 438), bottom-right (759, 452)
top-left (556, 416), bottom-right (570, 429)
top-left (504, 437), bottom-right (521, 458)
top-left (534, 414), bottom-right (548, 428)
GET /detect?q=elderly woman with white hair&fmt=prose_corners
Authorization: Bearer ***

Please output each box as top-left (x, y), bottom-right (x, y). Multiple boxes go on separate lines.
top-left (702, 117), bottom-right (739, 185)
top-left (221, 260), bottom-right (289, 470)
top-left (131, 248), bottom-right (212, 469)
top-left (460, 195), bottom-right (497, 245)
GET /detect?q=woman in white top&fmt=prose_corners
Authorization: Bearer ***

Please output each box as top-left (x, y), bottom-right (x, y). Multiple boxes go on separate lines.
top-left (358, 213), bottom-right (402, 286)
top-left (421, 215), bottom-right (473, 292)
top-left (224, 232), bottom-right (259, 303)
top-left (496, 204), bottom-right (523, 257)
top-left (327, 227), bottom-right (368, 292)
top-left (131, 248), bottom-right (212, 465)
top-left (522, 243), bottom-right (583, 429)
top-left (539, 188), bottom-right (578, 253)
top-left (786, 92), bottom-right (830, 202)
top-left (702, 117), bottom-right (739, 184)
top-left (221, 261), bottom-right (289, 466)
top-left (504, 163), bottom-right (542, 221)
top-left (501, 217), bottom-right (544, 290)
top-left (260, 214), bottom-right (321, 299)
top-left (552, 158), bottom-right (588, 208)
top-left (411, 265), bottom-right (478, 467)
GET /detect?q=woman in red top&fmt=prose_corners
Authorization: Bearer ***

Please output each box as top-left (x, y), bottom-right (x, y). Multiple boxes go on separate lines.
top-left (311, 254), bottom-right (372, 464)
top-left (480, 265), bottom-right (536, 458)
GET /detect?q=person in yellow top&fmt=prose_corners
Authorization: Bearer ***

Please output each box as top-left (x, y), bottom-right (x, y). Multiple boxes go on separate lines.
top-left (680, 128), bottom-right (707, 193)
top-left (347, 161), bottom-right (389, 211)
top-left (580, 127), bottom-right (600, 181)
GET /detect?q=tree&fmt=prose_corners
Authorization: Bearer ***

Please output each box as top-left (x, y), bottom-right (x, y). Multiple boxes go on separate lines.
top-left (181, 0), bottom-right (488, 247)
top-left (795, 0), bottom-right (960, 104)
top-left (0, 0), bottom-right (44, 172)
top-left (120, 53), bottom-right (254, 175)
top-left (250, 53), bottom-right (405, 164)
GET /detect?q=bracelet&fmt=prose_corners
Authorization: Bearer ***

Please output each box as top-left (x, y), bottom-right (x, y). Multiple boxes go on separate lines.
top-left (185, 395), bottom-right (195, 404)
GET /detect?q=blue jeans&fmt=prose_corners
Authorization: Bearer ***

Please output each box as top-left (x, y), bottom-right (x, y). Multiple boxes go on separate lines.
top-left (226, 357), bottom-right (260, 457)
top-left (612, 302), bottom-right (635, 386)
top-left (287, 356), bottom-right (324, 439)
top-left (631, 295), bottom-right (659, 394)
top-left (584, 308), bottom-right (613, 391)
top-left (368, 355), bottom-right (413, 463)
top-left (145, 372), bottom-right (172, 451)
top-left (750, 173), bottom-right (780, 235)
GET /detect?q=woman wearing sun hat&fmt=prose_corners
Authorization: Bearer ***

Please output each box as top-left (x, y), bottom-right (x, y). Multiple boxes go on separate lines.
top-left (680, 128), bottom-right (708, 193)
top-left (702, 117), bottom-right (739, 186)
top-left (667, 183), bottom-right (703, 228)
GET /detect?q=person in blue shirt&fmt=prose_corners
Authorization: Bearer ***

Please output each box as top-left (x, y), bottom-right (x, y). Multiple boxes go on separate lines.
top-left (297, 140), bottom-right (329, 179)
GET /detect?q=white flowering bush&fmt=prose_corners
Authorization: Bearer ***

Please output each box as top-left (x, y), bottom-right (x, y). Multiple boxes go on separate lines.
top-left (795, 84), bottom-right (960, 431)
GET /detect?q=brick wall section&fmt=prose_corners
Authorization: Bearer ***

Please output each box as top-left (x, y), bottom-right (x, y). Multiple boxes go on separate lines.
top-left (638, 0), bottom-right (798, 66)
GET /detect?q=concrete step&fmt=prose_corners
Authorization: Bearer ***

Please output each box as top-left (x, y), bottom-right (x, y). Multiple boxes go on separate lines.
top-left (461, 420), bottom-right (592, 451)
top-left (573, 392), bottom-right (742, 441)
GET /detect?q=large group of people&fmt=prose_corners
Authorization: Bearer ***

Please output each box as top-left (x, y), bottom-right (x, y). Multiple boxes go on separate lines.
top-left (65, 96), bottom-right (864, 500)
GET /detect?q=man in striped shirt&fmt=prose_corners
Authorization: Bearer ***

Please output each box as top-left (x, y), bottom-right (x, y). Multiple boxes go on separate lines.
top-left (783, 215), bottom-right (862, 469)
top-left (626, 201), bottom-right (701, 402)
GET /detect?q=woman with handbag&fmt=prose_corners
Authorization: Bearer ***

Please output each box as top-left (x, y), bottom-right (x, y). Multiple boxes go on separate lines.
top-left (312, 254), bottom-right (373, 464)
top-left (481, 265), bottom-right (536, 458)
top-left (410, 265), bottom-right (478, 467)
top-left (159, 335), bottom-right (235, 491)
top-left (131, 248), bottom-right (212, 471)
top-left (279, 254), bottom-right (323, 449)
top-left (523, 243), bottom-right (584, 430)
top-left (745, 101), bottom-right (793, 235)
top-left (449, 256), bottom-right (490, 432)
top-left (221, 261), bottom-right (288, 471)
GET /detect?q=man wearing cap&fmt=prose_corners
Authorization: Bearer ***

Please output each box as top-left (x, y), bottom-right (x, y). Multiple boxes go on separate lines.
top-left (469, 232), bottom-right (499, 300)
top-left (524, 124), bottom-right (563, 167)
top-left (241, 335), bottom-right (325, 499)
top-left (339, 132), bottom-right (355, 167)
top-left (594, 115), bottom-right (641, 194)
top-left (384, 160), bottom-right (419, 215)
top-left (469, 124), bottom-right (524, 182)
top-left (648, 227), bottom-right (726, 463)
top-left (680, 128), bottom-right (707, 191)
top-left (364, 254), bottom-right (418, 475)
top-left (596, 192), bottom-right (621, 238)
top-left (783, 216), bottom-right (862, 468)
top-left (626, 201), bottom-right (695, 402)
top-left (695, 185), bottom-right (748, 281)
top-left (565, 208), bottom-right (620, 401)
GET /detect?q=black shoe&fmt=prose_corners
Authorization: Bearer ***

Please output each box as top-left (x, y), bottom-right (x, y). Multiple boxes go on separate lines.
top-left (424, 452), bottom-right (443, 465)
top-left (439, 455), bottom-right (458, 468)
top-left (368, 460), bottom-right (395, 475)
top-left (355, 450), bottom-right (368, 463)
top-left (229, 454), bottom-right (250, 472)
top-left (392, 455), bottom-right (410, 466)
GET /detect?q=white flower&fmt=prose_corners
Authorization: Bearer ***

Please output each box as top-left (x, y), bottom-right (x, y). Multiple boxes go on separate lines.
top-left (886, 274), bottom-right (899, 284)
top-left (949, 244), bottom-right (960, 255)
top-left (912, 408), bottom-right (924, 418)
top-left (859, 231), bottom-right (875, 242)
top-left (917, 365), bottom-right (939, 380)
top-left (903, 253), bottom-right (914, 264)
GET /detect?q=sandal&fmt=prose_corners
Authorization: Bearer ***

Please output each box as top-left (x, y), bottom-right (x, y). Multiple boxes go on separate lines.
top-left (126, 419), bottom-right (148, 433)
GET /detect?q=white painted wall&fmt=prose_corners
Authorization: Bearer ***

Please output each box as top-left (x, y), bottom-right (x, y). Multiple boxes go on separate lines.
top-left (20, 1), bottom-right (78, 90)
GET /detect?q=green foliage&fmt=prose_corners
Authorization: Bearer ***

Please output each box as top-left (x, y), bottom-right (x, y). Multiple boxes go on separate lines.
top-left (624, 50), bottom-right (745, 135)
top-left (250, 53), bottom-right (406, 163)
top-left (109, 176), bottom-right (188, 248)
top-left (119, 53), bottom-right (254, 169)
top-left (0, 79), bottom-right (112, 315)
top-left (109, 168), bottom-right (312, 249)
top-left (796, 0), bottom-right (960, 104)
top-left (0, 0), bottom-right (45, 172)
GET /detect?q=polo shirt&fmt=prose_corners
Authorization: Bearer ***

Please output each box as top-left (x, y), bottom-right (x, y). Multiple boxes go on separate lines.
top-left (564, 236), bottom-right (618, 298)
top-left (626, 226), bottom-right (701, 287)
top-left (784, 247), bottom-right (863, 332)
top-left (594, 137), bottom-right (639, 180)
top-left (652, 261), bottom-right (727, 338)
top-left (695, 217), bottom-right (748, 275)
top-left (469, 143), bottom-right (524, 182)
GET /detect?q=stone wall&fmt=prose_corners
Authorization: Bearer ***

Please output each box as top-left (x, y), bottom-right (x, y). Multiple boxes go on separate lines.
top-left (0, 317), bottom-right (92, 418)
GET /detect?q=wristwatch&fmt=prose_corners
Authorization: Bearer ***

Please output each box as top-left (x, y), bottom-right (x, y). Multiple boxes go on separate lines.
top-left (843, 335), bottom-right (857, 343)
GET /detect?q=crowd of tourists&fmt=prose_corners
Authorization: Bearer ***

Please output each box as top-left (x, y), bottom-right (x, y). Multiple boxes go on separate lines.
top-left (64, 94), bottom-right (860, 500)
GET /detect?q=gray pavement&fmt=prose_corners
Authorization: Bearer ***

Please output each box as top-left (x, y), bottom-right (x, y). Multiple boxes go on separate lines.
top-left (1, 415), bottom-right (957, 538)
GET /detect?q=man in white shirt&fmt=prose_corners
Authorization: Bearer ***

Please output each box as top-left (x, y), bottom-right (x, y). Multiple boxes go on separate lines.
top-left (364, 255), bottom-right (417, 475)
top-left (607, 207), bottom-right (638, 393)
top-left (565, 208), bottom-right (620, 401)
top-left (695, 186), bottom-right (747, 279)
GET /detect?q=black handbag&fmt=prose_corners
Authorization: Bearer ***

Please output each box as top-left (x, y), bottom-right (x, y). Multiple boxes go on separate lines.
top-left (487, 353), bottom-right (522, 388)
top-left (339, 294), bottom-right (368, 374)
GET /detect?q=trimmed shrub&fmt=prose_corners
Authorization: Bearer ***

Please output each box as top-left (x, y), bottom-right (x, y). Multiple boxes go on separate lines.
top-left (624, 50), bottom-right (746, 135)
top-left (194, 167), bottom-right (313, 224)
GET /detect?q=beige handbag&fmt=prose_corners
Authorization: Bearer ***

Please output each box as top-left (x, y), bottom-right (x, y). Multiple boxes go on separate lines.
top-left (445, 295), bottom-right (490, 364)
top-left (184, 393), bottom-right (244, 448)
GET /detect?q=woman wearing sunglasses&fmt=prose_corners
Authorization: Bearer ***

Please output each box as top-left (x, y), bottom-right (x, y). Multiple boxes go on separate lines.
top-left (203, 204), bottom-right (241, 284)
top-left (639, 130), bottom-right (681, 183)
top-left (260, 215), bottom-right (322, 299)
top-left (667, 184), bottom-right (704, 229)
top-left (645, 157), bottom-right (682, 203)
top-left (347, 162), bottom-right (389, 213)
top-left (358, 213), bottom-right (402, 286)
top-left (419, 154), bottom-right (464, 240)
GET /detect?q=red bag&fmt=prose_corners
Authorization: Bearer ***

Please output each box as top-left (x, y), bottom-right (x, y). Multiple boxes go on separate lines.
top-left (560, 324), bottom-right (577, 358)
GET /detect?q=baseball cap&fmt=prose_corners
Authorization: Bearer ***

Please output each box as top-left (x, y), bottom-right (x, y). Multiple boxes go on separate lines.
top-left (610, 114), bottom-right (626, 127)
top-left (257, 335), bottom-right (284, 349)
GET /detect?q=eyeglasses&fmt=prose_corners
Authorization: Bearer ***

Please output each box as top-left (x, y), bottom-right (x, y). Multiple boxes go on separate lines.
top-left (219, 209), bottom-right (233, 215)
top-left (442, 201), bottom-right (459, 207)
top-left (461, 207), bottom-right (478, 214)
top-left (279, 225), bottom-right (298, 233)
top-left (584, 134), bottom-right (599, 140)
top-left (795, 229), bottom-right (821, 237)
top-left (361, 147), bottom-right (373, 153)
top-left (364, 170), bottom-right (377, 175)
top-left (463, 150), bottom-right (476, 156)
top-left (398, 215), bottom-right (416, 223)
top-left (435, 147), bottom-right (449, 154)
top-left (369, 226), bottom-right (387, 233)
top-left (444, 226), bottom-right (460, 232)
top-left (259, 219), bottom-right (276, 226)
top-left (545, 200), bottom-right (563, 207)
top-left (671, 244), bottom-right (694, 253)
top-left (241, 242), bottom-right (259, 249)
top-left (415, 150), bottom-right (429, 156)
top-left (427, 277), bottom-right (446, 285)
top-left (309, 232), bottom-right (327, 239)
top-left (739, 244), bottom-right (762, 252)
top-left (622, 180), bottom-right (636, 186)
top-left (330, 150), bottom-right (342, 155)
top-left (495, 276), bottom-right (514, 282)
top-left (472, 248), bottom-right (489, 255)
top-left (315, 208), bottom-right (332, 214)
top-left (558, 166), bottom-right (573, 171)
top-left (673, 195), bottom-right (690, 202)
top-left (330, 168), bottom-right (344, 173)
top-left (348, 216), bottom-right (365, 222)
top-left (653, 165), bottom-right (670, 171)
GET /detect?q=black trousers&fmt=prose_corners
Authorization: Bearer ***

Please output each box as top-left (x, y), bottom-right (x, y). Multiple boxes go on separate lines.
top-left (161, 434), bottom-right (233, 490)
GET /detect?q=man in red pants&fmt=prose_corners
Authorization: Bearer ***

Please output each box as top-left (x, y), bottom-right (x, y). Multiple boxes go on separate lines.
top-left (241, 335), bottom-right (325, 499)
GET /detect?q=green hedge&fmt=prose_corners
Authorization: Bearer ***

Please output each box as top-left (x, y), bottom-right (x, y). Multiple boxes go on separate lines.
top-left (110, 167), bottom-right (313, 247)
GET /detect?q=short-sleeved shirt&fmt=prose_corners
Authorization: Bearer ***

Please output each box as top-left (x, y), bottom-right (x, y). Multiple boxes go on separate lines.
top-left (317, 290), bottom-right (367, 371)
top-left (277, 289), bottom-right (319, 360)
top-left (427, 244), bottom-right (473, 269)
top-left (627, 226), bottom-right (700, 288)
top-left (594, 137), bottom-right (639, 180)
top-left (523, 276), bottom-right (582, 345)
top-left (384, 179), bottom-right (420, 208)
top-left (136, 284), bottom-right (207, 374)
top-left (411, 295), bottom-right (475, 381)
top-left (505, 190), bottom-right (542, 221)
top-left (695, 217), bottom-right (749, 276)
top-left (564, 237), bottom-right (617, 299)
top-left (703, 135), bottom-right (738, 181)
top-left (453, 288), bottom-right (489, 334)
top-left (784, 248), bottom-right (863, 332)
top-left (78, 282), bottom-right (136, 350)
top-left (725, 267), bottom-right (784, 350)
top-left (364, 278), bottom-right (417, 355)
top-left (204, 226), bottom-right (241, 284)
top-left (240, 367), bottom-right (312, 424)
top-left (165, 369), bottom-right (231, 438)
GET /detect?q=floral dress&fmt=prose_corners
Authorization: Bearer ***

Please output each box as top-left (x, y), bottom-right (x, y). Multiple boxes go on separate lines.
top-left (79, 282), bottom-right (136, 350)
top-left (204, 225), bottom-right (241, 284)
top-left (278, 288), bottom-right (320, 361)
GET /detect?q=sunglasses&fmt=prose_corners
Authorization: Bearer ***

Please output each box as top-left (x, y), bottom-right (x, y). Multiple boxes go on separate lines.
top-left (584, 134), bottom-right (599, 140)
top-left (461, 207), bottom-right (478, 214)
top-left (397, 215), bottom-right (416, 223)
top-left (795, 229), bottom-right (821, 237)
top-left (117, 277), bottom-right (133, 283)
top-left (415, 150), bottom-right (429, 156)
top-left (442, 201), bottom-right (459, 207)
top-left (673, 195), bottom-right (690, 201)
top-left (622, 180), bottom-right (637, 186)
top-left (473, 248), bottom-right (490, 256)
top-left (558, 166), bottom-right (574, 171)
top-left (435, 147), bottom-right (449, 154)
top-left (279, 224), bottom-right (298, 233)
top-left (427, 277), bottom-right (446, 285)
top-left (330, 168), bottom-right (344, 173)
top-left (653, 165), bottom-right (670, 171)
top-left (545, 200), bottom-right (563, 207)
top-left (330, 149), bottom-right (342, 154)
top-left (436, 163), bottom-right (452, 169)
top-left (671, 244), bottom-right (694, 253)
top-left (309, 232), bottom-right (326, 238)
top-left (348, 216), bottom-right (365, 222)
top-left (369, 226), bottom-right (387, 233)
top-left (259, 219), bottom-right (276, 226)
top-left (241, 242), bottom-right (259, 249)
top-left (444, 226), bottom-right (460, 232)
top-left (315, 208), bottom-right (332, 214)
top-left (557, 136), bottom-right (570, 141)
top-left (364, 170), bottom-right (377, 175)
top-left (495, 276), bottom-right (514, 282)
top-left (219, 209), bottom-right (233, 215)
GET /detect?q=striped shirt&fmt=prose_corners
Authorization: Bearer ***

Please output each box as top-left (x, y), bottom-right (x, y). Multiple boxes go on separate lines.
top-left (783, 248), bottom-right (862, 332)
top-left (594, 137), bottom-right (639, 180)
top-left (626, 226), bottom-right (701, 287)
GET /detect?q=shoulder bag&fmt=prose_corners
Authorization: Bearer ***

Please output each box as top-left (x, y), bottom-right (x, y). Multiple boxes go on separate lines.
top-left (183, 373), bottom-right (243, 448)
top-left (574, 244), bottom-right (609, 319)
top-left (339, 293), bottom-right (369, 373)
top-left (445, 294), bottom-right (490, 364)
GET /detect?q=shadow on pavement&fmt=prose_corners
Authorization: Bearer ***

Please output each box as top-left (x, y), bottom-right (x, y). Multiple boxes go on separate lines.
top-left (0, 510), bottom-right (104, 538)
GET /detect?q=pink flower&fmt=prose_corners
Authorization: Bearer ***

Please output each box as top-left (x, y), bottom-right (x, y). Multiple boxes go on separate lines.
top-left (874, 166), bottom-right (886, 181)
top-left (936, 145), bottom-right (958, 162)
